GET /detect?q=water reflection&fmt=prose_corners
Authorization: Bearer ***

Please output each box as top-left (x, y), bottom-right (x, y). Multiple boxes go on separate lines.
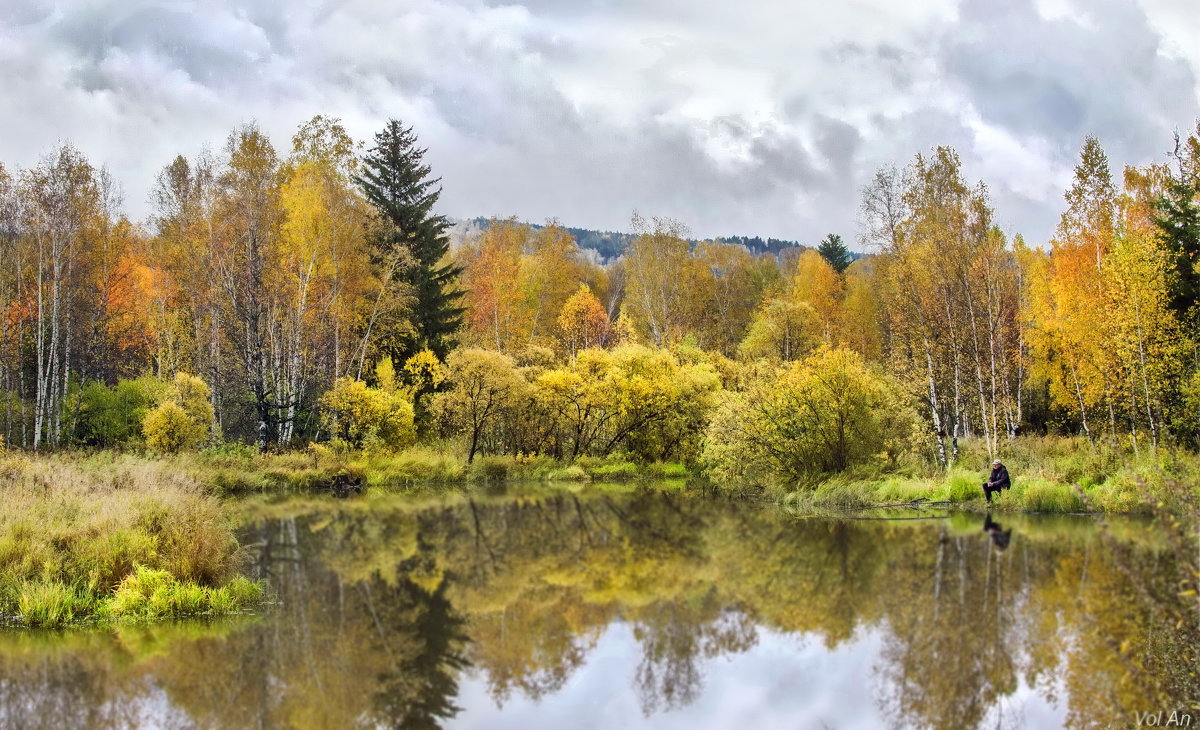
top-left (983, 512), bottom-right (1012, 552)
top-left (0, 490), bottom-right (1193, 729)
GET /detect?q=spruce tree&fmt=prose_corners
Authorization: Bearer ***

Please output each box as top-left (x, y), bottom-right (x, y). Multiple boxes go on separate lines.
top-left (1157, 174), bottom-right (1200, 327)
top-left (817, 233), bottom-right (852, 273)
top-left (1156, 130), bottom-right (1200, 331)
top-left (356, 120), bottom-right (465, 361)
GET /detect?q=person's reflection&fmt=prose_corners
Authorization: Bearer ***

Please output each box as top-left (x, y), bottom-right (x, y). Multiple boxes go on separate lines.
top-left (982, 512), bottom-right (1012, 552)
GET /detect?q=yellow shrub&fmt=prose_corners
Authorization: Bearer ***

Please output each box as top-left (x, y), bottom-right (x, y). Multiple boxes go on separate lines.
top-left (141, 373), bottom-right (215, 453)
top-left (319, 376), bottom-right (416, 449)
top-left (144, 401), bottom-right (205, 453)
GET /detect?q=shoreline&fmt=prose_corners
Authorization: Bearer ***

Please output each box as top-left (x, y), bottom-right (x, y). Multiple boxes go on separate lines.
top-left (3, 441), bottom-right (1193, 514)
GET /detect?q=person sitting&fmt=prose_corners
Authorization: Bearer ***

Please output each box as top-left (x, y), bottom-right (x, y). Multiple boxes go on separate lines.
top-left (982, 459), bottom-right (1010, 504)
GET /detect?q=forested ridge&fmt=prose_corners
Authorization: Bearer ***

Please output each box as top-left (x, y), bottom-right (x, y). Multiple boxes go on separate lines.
top-left (1, 114), bottom-right (1199, 484)
top-left (450, 216), bottom-right (813, 261)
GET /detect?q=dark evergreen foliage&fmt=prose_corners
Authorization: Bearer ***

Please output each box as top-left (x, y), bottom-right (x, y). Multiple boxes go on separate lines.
top-left (1156, 159), bottom-right (1200, 331)
top-left (356, 120), bottom-right (465, 360)
top-left (817, 233), bottom-right (852, 273)
top-left (717, 234), bottom-right (805, 255)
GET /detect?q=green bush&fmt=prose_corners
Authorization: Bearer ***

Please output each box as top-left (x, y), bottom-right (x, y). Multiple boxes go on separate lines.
top-left (807, 481), bottom-right (875, 510)
top-left (77, 376), bottom-right (167, 447)
top-left (947, 470), bottom-right (981, 503)
top-left (589, 460), bottom-right (640, 481)
top-left (643, 462), bottom-right (689, 479)
top-left (361, 447), bottom-right (466, 487)
top-left (873, 477), bottom-right (942, 504)
top-left (1018, 480), bottom-right (1086, 513)
top-left (472, 455), bottom-right (509, 482)
top-left (546, 464), bottom-right (589, 481)
top-left (1084, 478), bottom-right (1145, 514)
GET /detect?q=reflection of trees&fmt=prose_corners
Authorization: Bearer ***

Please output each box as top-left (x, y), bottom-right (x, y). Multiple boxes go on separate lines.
top-left (1048, 530), bottom-right (1200, 727)
top-left (0, 495), bottom-right (1193, 729)
top-left (875, 529), bottom-right (1020, 729)
top-left (466, 590), bottom-right (609, 703)
top-left (236, 516), bottom-right (469, 730)
top-left (145, 515), bottom-right (470, 729)
top-left (365, 578), bottom-right (469, 730)
top-left (0, 620), bottom-right (251, 729)
top-left (0, 649), bottom-right (133, 730)
top-left (631, 600), bottom-right (757, 715)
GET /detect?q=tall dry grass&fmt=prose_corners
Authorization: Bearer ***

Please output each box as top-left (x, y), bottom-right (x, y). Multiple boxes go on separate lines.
top-left (0, 452), bottom-right (256, 626)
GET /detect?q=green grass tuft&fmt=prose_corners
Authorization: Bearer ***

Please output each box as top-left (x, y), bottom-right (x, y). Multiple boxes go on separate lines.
top-left (17, 581), bottom-right (86, 628)
top-left (107, 566), bottom-right (263, 621)
top-left (1016, 480), bottom-right (1086, 513)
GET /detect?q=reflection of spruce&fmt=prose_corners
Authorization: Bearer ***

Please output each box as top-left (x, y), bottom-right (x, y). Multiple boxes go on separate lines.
top-left (366, 575), bottom-right (470, 730)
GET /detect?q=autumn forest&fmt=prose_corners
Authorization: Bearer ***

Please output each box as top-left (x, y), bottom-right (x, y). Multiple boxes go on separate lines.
top-left (1, 114), bottom-right (1199, 489)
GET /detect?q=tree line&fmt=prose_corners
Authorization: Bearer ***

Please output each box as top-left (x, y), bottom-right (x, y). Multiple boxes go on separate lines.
top-left (0, 116), bottom-right (463, 450)
top-left (0, 115), bottom-right (1198, 475)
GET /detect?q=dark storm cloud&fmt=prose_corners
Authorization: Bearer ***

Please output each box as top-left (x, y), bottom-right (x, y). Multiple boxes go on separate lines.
top-left (0, 0), bottom-right (1195, 246)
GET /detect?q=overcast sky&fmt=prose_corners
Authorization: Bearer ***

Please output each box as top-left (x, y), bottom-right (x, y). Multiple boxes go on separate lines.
top-left (1, 0), bottom-right (1198, 247)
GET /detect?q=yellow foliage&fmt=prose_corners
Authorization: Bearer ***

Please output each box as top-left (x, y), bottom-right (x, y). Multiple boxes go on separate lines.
top-left (557, 283), bottom-right (611, 356)
top-left (144, 402), bottom-right (203, 453)
top-left (431, 348), bottom-right (525, 461)
top-left (705, 347), bottom-right (912, 484)
top-left (535, 343), bottom-right (720, 461)
top-left (402, 349), bottom-right (446, 396)
top-left (318, 377), bottom-right (416, 450)
top-left (142, 373), bottom-right (214, 453)
top-left (738, 298), bottom-right (821, 362)
top-left (791, 249), bottom-right (843, 340)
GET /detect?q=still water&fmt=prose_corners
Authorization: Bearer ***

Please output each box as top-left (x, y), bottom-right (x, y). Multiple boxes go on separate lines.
top-left (0, 489), bottom-right (1193, 729)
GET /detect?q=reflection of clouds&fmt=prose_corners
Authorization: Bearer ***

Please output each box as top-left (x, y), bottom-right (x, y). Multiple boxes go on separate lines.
top-left (446, 624), bottom-right (1065, 729)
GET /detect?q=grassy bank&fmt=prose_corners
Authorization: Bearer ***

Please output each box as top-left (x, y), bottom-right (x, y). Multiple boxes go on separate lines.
top-left (115, 444), bottom-right (693, 495)
top-left (0, 453), bottom-right (262, 627)
top-left (779, 436), bottom-right (1200, 515)
top-left (6, 435), bottom-right (1198, 512)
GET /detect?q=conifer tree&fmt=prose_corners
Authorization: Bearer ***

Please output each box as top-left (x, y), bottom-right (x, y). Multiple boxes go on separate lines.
top-left (356, 120), bottom-right (464, 361)
top-left (817, 233), bottom-right (852, 273)
top-left (1156, 125), bottom-right (1200, 330)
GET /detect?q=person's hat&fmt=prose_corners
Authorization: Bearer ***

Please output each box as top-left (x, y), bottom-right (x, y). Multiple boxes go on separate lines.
top-left (992, 459), bottom-right (1002, 465)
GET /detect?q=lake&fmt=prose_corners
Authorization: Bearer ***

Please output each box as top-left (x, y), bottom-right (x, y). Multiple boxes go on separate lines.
top-left (0, 488), bottom-right (1192, 729)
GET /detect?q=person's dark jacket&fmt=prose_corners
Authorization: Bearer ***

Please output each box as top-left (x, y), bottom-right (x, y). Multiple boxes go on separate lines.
top-left (988, 464), bottom-right (1011, 490)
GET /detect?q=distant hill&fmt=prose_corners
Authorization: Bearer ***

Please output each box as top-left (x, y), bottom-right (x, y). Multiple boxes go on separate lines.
top-left (715, 235), bottom-right (807, 256)
top-left (449, 217), bottom-right (812, 262)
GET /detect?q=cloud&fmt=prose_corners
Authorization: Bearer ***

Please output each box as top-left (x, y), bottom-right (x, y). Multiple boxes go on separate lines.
top-left (0, 0), bottom-right (1195, 246)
